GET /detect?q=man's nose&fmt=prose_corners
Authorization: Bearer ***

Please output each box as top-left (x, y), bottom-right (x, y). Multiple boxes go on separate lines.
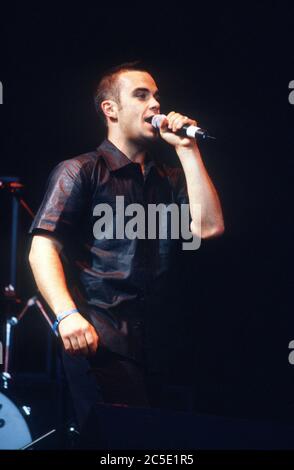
top-left (149, 96), bottom-right (160, 111)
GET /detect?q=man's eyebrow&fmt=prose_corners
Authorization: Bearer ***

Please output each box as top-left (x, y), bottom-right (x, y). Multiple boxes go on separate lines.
top-left (132, 87), bottom-right (160, 97)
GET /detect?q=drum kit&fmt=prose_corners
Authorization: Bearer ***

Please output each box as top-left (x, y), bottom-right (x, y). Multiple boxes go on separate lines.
top-left (0, 176), bottom-right (62, 449)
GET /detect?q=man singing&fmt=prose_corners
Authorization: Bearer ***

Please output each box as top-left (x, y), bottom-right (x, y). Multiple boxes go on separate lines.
top-left (29, 62), bottom-right (224, 428)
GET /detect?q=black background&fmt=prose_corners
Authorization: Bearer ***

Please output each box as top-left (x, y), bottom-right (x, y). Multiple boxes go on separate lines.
top-left (0, 2), bottom-right (294, 425)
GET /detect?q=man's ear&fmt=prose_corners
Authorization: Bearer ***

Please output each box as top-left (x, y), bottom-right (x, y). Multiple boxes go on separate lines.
top-left (101, 100), bottom-right (118, 121)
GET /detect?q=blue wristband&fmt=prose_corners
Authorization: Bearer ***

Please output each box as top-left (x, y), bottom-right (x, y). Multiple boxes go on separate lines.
top-left (53, 308), bottom-right (79, 334)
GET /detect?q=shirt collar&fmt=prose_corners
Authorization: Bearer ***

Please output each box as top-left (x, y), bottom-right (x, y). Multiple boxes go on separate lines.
top-left (97, 139), bottom-right (156, 174)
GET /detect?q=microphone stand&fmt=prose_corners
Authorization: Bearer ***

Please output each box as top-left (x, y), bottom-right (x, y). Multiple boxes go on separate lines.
top-left (0, 177), bottom-right (56, 390)
top-left (0, 176), bottom-right (78, 448)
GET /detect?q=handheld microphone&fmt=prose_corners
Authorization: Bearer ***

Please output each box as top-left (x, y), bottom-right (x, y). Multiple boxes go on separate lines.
top-left (145, 114), bottom-right (215, 140)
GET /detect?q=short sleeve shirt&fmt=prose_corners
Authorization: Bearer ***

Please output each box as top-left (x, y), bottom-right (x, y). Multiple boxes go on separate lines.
top-left (29, 139), bottom-right (190, 316)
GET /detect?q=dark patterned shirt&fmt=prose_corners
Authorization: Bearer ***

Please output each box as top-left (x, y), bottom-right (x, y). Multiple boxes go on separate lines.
top-left (29, 139), bottom-right (190, 322)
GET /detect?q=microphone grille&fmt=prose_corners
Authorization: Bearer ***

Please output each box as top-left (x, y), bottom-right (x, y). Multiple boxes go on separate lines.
top-left (151, 114), bottom-right (166, 128)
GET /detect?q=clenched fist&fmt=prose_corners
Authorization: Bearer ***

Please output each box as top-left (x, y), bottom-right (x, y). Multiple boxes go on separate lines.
top-left (58, 312), bottom-right (99, 356)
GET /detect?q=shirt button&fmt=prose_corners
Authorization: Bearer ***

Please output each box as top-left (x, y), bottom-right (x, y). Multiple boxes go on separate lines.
top-left (133, 320), bottom-right (143, 329)
top-left (138, 289), bottom-right (145, 301)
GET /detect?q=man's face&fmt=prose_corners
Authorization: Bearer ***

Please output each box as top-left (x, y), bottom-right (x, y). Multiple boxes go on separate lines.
top-left (115, 71), bottom-right (160, 143)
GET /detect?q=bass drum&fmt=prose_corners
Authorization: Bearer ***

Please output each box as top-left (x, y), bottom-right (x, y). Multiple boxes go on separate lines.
top-left (0, 391), bottom-right (32, 449)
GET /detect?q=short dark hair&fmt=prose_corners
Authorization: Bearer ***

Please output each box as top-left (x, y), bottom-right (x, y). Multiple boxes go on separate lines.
top-left (94, 61), bottom-right (149, 126)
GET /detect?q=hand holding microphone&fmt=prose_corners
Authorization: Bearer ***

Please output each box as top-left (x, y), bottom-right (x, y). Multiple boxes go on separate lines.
top-left (145, 112), bottom-right (215, 141)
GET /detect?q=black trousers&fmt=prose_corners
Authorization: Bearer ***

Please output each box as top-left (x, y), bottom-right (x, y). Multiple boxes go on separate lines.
top-left (62, 310), bottom-right (167, 428)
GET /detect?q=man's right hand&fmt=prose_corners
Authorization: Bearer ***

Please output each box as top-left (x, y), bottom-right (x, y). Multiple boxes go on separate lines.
top-left (58, 312), bottom-right (99, 356)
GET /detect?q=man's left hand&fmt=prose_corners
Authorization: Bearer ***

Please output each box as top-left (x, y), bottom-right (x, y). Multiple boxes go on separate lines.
top-left (159, 111), bottom-right (198, 149)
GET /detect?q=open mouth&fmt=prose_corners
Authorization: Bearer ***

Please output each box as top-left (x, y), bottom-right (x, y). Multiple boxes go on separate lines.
top-left (144, 115), bottom-right (155, 124)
